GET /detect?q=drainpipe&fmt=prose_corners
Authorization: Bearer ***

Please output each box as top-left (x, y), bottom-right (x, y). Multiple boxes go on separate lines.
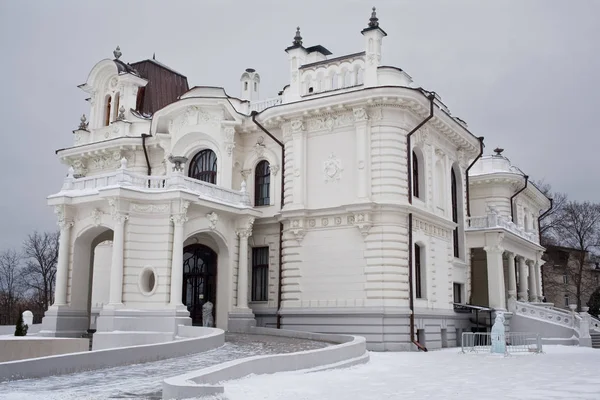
top-left (141, 134), bottom-right (152, 175)
top-left (251, 112), bottom-right (285, 329)
top-left (510, 175), bottom-right (529, 222)
top-left (537, 198), bottom-right (553, 245)
top-left (465, 137), bottom-right (485, 218)
top-left (407, 91), bottom-right (435, 351)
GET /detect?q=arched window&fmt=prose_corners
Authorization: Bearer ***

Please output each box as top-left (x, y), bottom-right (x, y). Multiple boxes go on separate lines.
top-left (189, 149), bottom-right (217, 184)
top-left (413, 151), bottom-right (420, 199)
top-left (415, 243), bottom-right (424, 299)
top-left (451, 168), bottom-right (459, 258)
top-left (254, 160), bottom-right (271, 206)
top-left (104, 95), bottom-right (112, 126)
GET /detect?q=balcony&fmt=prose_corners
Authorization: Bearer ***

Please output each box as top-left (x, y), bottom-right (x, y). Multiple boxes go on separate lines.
top-left (249, 96), bottom-right (282, 113)
top-left (466, 210), bottom-right (539, 244)
top-left (52, 159), bottom-right (252, 208)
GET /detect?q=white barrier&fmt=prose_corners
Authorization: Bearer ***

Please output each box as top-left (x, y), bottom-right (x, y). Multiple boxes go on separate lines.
top-left (162, 327), bottom-right (369, 400)
top-left (0, 326), bottom-right (224, 382)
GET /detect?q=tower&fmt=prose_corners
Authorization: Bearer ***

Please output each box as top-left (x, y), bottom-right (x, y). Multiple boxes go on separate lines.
top-left (240, 68), bottom-right (260, 101)
top-left (361, 7), bottom-right (387, 87)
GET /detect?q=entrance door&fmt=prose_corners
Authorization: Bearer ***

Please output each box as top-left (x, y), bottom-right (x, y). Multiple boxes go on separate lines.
top-left (182, 244), bottom-right (217, 326)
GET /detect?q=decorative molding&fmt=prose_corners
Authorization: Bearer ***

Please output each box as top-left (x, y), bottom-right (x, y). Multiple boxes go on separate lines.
top-left (223, 127), bottom-right (235, 157)
top-left (206, 212), bottom-right (218, 230)
top-left (253, 143), bottom-right (266, 158)
top-left (170, 201), bottom-right (190, 226)
top-left (323, 153), bottom-right (343, 183)
top-left (130, 203), bottom-right (170, 213)
top-left (54, 205), bottom-right (73, 230)
top-left (412, 218), bottom-right (451, 240)
top-left (290, 119), bottom-right (305, 133)
top-left (270, 164), bottom-right (280, 176)
top-left (240, 169), bottom-right (252, 180)
top-left (236, 216), bottom-right (255, 238)
top-left (352, 107), bottom-right (368, 122)
top-left (483, 245), bottom-right (504, 254)
top-left (352, 212), bottom-right (372, 237)
top-left (91, 208), bottom-right (103, 226)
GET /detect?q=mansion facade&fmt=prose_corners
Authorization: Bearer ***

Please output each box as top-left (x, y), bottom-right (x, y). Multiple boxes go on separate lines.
top-left (41, 9), bottom-right (551, 351)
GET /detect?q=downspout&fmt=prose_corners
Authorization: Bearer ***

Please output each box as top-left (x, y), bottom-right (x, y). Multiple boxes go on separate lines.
top-left (141, 134), bottom-right (152, 175)
top-left (251, 112), bottom-right (285, 329)
top-left (465, 137), bottom-right (485, 218)
top-left (510, 175), bottom-right (529, 222)
top-left (407, 91), bottom-right (435, 351)
top-left (537, 198), bottom-right (553, 245)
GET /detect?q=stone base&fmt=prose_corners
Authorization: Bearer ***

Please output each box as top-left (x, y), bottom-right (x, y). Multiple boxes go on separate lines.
top-left (96, 305), bottom-right (191, 334)
top-left (579, 337), bottom-right (592, 348)
top-left (39, 306), bottom-right (90, 338)
top-left (227, 309), bottom-right (257, 333)
top-left (279, 307), bottom-right (472, 351)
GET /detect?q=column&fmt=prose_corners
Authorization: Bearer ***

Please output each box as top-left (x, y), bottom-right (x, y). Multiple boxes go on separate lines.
top-left (506, 252), bottom-right (517, 300)
top-left (53, 219), bottom-right (73, 306)
top-left (354, 108), bottom-right (369, 200)
top-left (527, 260), bottom-right (537, 302)
top-left (169, 214), bottom-right (186, 306)
top-left (236, 217), bottom-right (255, 309)
top-left (108, 213), bottom-right (128, 305)
top-left (484, 245), bottom-right (506, 310)
top-left (291, 121), bottom-right (305, 208)
top-left (517, 256), bottom-right (529, 302)
top-left (535, 260), bottom-right (543, 302)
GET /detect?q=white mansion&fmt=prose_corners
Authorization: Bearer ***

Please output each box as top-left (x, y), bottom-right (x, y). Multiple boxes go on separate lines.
top-left (41, 9), bottom-right (556, 350)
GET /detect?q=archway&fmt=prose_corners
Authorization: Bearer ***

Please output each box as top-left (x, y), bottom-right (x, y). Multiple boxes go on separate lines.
top-left (182, 244), bottom-right (217, 325)
top-left (71, 225), bottom-right (114, 332)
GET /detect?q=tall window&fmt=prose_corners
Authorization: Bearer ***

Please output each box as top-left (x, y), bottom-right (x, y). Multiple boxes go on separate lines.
top-left (564, 294), bottom-right (570, 307)
top-left (412, 151), bottom-right (420, 199)
top-left (104, 95), bottom-right (112, 126)
top-left (453, 283), bottom-right (463, 304)
top-left (254, 160), bottom-right (271, 206)
top-left (562, 273), bottom-right (568, 284)
top-left (415, 243), bottom-right (423, 299)
top-left (189, 149), bottom-right (217, 184)
top-left (451, 169), bottom-right (459, 258)
top-left (251, 247), bottom-right (269, 302)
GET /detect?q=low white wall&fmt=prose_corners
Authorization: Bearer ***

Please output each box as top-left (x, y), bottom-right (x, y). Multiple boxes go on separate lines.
top-left (0, 338), bottom-right (89, 362)
top-left (0, 324), bottom-right (42, 336)
top-left (0, 326), bottom-right (224, 382)
top-left (162, 327), bottom-right (369, 400)
top-left (93, 331), bottom-right (175, 350)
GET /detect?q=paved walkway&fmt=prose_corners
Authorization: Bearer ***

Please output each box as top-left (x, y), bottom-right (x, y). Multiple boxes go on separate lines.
top-left (0, 333), bottom-right (328, 400)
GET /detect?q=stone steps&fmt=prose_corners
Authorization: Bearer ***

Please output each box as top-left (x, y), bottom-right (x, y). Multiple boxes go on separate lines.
top-left (591, 332), bottom-right (600, 349)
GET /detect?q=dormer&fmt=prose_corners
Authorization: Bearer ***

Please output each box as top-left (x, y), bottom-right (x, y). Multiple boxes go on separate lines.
top-left (78, 47), bottom-right (148, 131)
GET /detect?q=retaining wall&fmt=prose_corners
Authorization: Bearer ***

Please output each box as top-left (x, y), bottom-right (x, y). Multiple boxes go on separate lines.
top-left (162, 327), bottom-right (369, 400)
top-left (0, 324), bottom-right (42, 336)
top-left (0, 326), bottom-right (224, 382)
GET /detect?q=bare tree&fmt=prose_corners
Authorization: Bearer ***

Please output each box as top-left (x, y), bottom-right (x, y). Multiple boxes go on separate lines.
top-left (0, 249), bottom-right (23, 324)
top-left (534, 179), bottom-right (568, 245)
top-left (21, 231), bottom-right (59, 311)
top-left (552, 201), bottom-right (600, 310)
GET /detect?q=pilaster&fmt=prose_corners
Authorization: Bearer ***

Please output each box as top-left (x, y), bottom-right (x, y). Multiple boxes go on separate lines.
top-left (483, 245), bottom-right (506, 310)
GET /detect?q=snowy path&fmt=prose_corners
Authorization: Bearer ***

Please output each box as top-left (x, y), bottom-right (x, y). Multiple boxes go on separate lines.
top-left (0, 333), bottom-right (328, 400)
top-left (223, 345), bottom-right (600, 400)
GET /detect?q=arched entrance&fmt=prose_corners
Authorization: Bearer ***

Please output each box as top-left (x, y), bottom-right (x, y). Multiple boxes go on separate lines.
top-left (183, 244), bottom-right (217, 325)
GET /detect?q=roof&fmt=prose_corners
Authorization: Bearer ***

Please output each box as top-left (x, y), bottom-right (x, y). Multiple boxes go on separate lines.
top-left (113, 59), bottom-right (139, 76)
top-left (305, 45), bottom-right (332, 56)
top-left (130, 58), bottom-right (189, 116)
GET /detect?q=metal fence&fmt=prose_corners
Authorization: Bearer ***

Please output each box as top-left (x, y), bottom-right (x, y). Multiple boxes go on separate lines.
top-left (461, 332), bottom-right (543, 355)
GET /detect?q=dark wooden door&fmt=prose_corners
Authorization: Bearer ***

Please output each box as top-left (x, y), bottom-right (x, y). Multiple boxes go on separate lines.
top-left (182, 244), bottom-right (217, 325)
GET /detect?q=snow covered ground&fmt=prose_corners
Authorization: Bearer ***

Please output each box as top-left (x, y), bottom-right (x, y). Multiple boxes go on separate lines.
top-left (222, 345), bottom-right (600, 400)
top-left (0, 333), bottom-right (327, 400)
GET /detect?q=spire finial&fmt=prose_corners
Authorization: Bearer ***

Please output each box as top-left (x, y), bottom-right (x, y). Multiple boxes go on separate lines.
top-left (368, 6), bottom-right (379, 28)
top-left (493, 147), bottom-right (504, 156)
top-left (113, 46), bottom-right (122, 60)
top-left (78, 114), bottom-right (88, 130)
top-left (293, 26), bottom-right (303, 46)
top-left (153, 52), bottom-right (156, 60)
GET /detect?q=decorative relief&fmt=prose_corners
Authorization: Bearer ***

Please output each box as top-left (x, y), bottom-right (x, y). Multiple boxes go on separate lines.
top-left (90, 150), bottom-right (126, 171)
top-left (308, 219), bottom-right (316, 228)
top-left (54, 205), bottom-right (73, 230)
top-left (70, 158), bottom-right (87, 176)
top-left (353, 107), bottom-right (368, 122)
top-left (323, 153), bottom-right (343, 183)
top-left (290, 119), bottom-right (305, 133)
top-left (321, 218), bottom-right (329, 227)
top-left (270, 165), bottom-right (280, 176)
top-left (240, 169), bottom-right (252, 180)
top-left (334, 217), bottom-right (342, 225)
top-left (130, 203), bottom-right (170, 213)
top-left (91, 208), bottom-right (103, 226)
top-left (169, 106), bottom-right (222, 134)
top-left (236, 216), bottom-right (255, 238)
top-left (253, 143), bottom-right (265, 157)
top-left (352, 213), bottom-right (372, 237)
top-left (412, 218), bottom-right (450, 240)
top-left (223, 127), bottom-right (236, 157)
top-left (306, 112), bottom-right (353, 132)
top-left (206, 212), bottom-right (218, 230)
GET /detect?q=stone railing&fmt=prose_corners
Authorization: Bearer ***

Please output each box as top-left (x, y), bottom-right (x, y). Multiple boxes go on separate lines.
top-left (55, 159), bottom-right (251, 207)
top-left (249, 96), bottom-right (282, 113)
top-left (466, 211), bottom-right (539, 244)
top-left (588, 314), bottom-right (600, 333)
top-left (514, 301), bottom-right (578, 331)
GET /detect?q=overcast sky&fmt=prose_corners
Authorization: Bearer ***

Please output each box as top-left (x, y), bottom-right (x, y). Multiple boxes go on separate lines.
top-left (0, 0), bottom-right (598, 252)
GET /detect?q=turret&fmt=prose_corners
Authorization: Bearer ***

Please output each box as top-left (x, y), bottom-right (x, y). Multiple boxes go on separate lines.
top-left (361, 7), bottom-right (387, 87)
top-left (285, 27), bottom-right (308, 101)
top-left (240, 68), bottom-right (260, 101)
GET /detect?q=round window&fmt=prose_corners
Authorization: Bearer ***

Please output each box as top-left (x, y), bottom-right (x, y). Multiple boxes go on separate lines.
top-left (139, 267), bottom-right (157, 296)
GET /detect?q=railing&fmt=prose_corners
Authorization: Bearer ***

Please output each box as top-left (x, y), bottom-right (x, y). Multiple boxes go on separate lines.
top-left (56, 159), bottom-right (251, 207)
top-left (249, 96), bottom-right (282, 113)
top-left (461, 332), bottom-right (543, 355)
top-left (590, 315), bottom-right (600, 333)
top-left (466, 211), bottom-right (539, 244)
top-left (514, 301), bottom-right (582, 334)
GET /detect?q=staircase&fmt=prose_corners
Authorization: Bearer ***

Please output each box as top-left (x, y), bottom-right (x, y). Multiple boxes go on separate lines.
top-left (592, 332), bottom-right (600, 349)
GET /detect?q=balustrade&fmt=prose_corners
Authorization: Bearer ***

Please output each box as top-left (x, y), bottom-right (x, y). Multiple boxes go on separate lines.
top-left (466, 211), bottom-right (539, 244)
top-left (249, 96), bottom-right (283, 113)
top-left (55, 161), bottom-right (251, 207)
